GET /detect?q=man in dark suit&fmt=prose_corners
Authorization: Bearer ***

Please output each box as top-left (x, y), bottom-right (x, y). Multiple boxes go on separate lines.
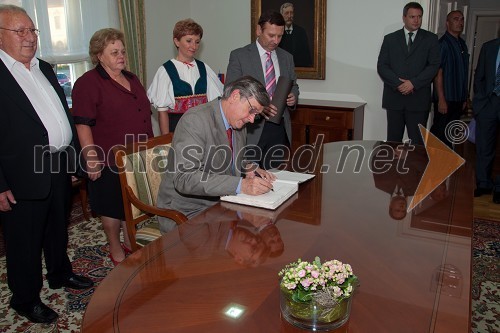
top-left (279, 2), bottom-right (312, 67)
top-left (472, 37), bottom-right (500, 201)
top-left (0, 5), bottom-right (93, 324)
top-left (377, 2), bottom-right (440, 146)
top-left (226, 10), bottom-right (299, 170)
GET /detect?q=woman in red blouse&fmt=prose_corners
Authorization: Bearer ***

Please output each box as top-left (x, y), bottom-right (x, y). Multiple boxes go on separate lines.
top-left (72, 28), bottom-right (153, 265)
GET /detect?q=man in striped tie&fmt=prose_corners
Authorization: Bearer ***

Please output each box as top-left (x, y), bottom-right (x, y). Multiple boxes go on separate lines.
top-left (226, 10), bottom-right (299, 170)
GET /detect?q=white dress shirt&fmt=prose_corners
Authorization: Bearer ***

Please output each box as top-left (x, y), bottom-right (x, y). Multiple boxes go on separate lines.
top-left (256, 40), bottom-right (281, 79)
top-left (0, 50), bottom-right (71, 152)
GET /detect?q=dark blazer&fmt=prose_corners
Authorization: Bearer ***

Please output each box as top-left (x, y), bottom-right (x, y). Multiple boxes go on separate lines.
top-left (473, 38), bottom-right (500, 115)
top-left (377, 28), bottom-right (440, 111)
top-left (0, 58), bottom-right (78, 199)
top-left (279, 24), bottom-right (312, 67)
top-left (225, 42), bottom-right (299, 146)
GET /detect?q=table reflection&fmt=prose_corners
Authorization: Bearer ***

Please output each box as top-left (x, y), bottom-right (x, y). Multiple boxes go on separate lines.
top-left (177, 196), bottom-right (296, 267)
top-left (371, 141), bottom-right (428, 220)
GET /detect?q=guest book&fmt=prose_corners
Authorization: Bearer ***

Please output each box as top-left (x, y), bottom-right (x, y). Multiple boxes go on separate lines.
top-left (221, 170), bottom-right (314, 210)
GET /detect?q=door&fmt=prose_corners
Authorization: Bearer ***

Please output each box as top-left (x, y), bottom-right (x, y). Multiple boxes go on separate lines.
top-left (467, 13), bottom-right (500, 98)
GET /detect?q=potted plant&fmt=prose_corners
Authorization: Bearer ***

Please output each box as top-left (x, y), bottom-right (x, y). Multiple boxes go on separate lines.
top-left (279, 257), bottom-right (358, 331)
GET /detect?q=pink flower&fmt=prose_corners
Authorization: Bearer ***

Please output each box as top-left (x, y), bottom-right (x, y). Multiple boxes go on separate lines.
top-left (301, 278), bottom-right (312, 288)
top-left (298, 270), bottom-right (306, 278)
top-left (311, 270), bottom-right (320, 278)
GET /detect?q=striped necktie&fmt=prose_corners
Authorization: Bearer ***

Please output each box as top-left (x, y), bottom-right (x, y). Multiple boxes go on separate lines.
top-left (265, 51), bottom-right (276, 97)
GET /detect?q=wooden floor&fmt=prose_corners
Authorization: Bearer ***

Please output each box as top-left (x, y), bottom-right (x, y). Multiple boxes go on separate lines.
top-left (463, 139), bottom-right (500, 222)
top-left (474, 194), bottom-right (500, 221)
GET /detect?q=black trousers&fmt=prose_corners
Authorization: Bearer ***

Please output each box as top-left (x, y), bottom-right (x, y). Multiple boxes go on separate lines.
top-left (475, 94), bottom-right (500, 189)
top-left (430, 101), bottom-right (465, 148)
top-left (251, 120), bottom-right (290, 170)
top-left (386, 108), bottom-right (429, 146)
top-left (0, 153), bottom-right (73, 309)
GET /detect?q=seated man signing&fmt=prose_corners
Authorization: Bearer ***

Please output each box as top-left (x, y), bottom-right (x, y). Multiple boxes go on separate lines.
top-left (157, 76), bottom-right (276, 233)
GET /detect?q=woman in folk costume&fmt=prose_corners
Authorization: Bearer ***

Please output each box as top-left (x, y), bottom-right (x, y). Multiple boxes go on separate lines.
top-left (148, 19), bottom-right (223, 134)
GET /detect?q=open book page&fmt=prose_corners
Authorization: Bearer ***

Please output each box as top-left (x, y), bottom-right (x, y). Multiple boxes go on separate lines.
top-left (220, 180), bottom-right (298, 210)
top-left (270, 170), bottom-right (315, 183)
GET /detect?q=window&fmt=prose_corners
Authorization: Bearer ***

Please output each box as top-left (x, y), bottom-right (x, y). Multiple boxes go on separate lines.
top-left (1, 0), bottom-right (120, 106)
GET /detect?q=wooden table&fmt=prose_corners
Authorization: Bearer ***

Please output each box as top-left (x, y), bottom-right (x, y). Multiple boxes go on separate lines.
top-left (82, 141), bottom-right (473, 333)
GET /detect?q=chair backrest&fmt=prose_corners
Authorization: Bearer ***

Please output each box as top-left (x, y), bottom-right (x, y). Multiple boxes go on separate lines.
top-left (114, 133), bottom-right (186, 251)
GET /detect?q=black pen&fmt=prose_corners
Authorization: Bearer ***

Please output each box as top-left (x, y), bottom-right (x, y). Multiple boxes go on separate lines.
top-left (254, 171), bottom-right (274, 191)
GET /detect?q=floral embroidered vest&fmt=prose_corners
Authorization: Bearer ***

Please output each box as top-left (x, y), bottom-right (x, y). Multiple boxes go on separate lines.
top-left (163, 59), bottom-right (208, 114)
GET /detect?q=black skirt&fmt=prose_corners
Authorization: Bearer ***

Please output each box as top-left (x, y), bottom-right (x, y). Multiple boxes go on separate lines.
top-left (87, 166), bottom-right (125, 220)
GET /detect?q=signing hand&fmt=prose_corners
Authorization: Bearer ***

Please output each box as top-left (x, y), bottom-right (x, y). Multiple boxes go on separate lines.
top-left (241, 176), bottom-right (274, 195)
top-left (286, 93), bottom-right (296, 106)
top-left (0, 190), bottom-right (16, 212)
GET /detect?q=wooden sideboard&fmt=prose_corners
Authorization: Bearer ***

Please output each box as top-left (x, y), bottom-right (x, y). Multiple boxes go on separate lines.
top-left (290, 99), bottom-right (366, 152)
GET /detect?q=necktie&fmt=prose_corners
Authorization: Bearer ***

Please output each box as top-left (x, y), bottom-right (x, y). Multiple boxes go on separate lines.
top-left (408, 32), bottom-right (414, 52)
top-left (226, 127), bottom-right (234, 175)
top-left (226, 128), bottom-right (233, 152)
top-left (265, 52), bottom-right (277, 97)
top-left (494, 63), bottom-right (500, 96)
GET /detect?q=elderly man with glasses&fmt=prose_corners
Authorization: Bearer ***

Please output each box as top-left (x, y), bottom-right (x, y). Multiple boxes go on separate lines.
top-left (156, 76), bottom-right (277, 234)
top-left (0, 4), bottom-right (93, 324)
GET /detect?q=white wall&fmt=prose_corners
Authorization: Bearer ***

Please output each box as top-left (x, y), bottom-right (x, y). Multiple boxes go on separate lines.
top-left (145, 0), bottom-right (432, 140)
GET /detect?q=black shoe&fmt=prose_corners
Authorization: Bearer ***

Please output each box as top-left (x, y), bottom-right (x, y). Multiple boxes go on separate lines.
top-left (493, 191), bottom-right (500, 204)
top-left (48, 273), bottom-right (94, 290)
top-left (474, 188), bottom-right (492, 197)
top-left (12, 302), bottom-right (58, 324)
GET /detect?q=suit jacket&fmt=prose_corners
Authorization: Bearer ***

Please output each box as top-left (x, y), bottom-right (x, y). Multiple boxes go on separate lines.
top-left (371, 142), bottom-right (428, 197)
top-left (0, 58), bottom-right (78, 199)
top-left (377, 28), bottom-right (440, 111)
top-left (279, 24), bottom-right (313, 67)
top-left (473, 38), bottom-right (500, 115)
top-left (225, 42), bottom-right (299, 146)
top-left (157, 99), bottom-right (246, 218)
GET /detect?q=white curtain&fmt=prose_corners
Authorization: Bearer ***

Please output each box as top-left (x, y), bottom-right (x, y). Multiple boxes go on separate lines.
top-left (19, 0), bottom-right (120, 64)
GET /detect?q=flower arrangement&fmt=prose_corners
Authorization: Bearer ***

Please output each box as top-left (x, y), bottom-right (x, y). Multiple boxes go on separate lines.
top-left (278, 257), bottom-right (358, 327)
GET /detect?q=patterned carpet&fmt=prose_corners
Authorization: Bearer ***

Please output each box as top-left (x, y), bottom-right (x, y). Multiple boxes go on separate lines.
top-left (471, 218), bottom-right (500, 333)
top-left (0, 203), bottom-right (113, 333)
top-left (0, 205), bottom-right (498, 332)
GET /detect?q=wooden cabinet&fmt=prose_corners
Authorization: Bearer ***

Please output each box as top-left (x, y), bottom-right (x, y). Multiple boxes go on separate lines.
top-left (290, 99), bottom-right (365, 152)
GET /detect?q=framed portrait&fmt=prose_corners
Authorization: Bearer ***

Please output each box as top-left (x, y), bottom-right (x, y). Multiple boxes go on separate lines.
top-left (251, 0), bottom-right (326, 80)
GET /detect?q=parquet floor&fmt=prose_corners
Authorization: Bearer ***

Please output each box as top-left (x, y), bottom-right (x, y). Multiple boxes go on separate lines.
top-left (474, 194), bottom-right (500, 221)
top-left (461, 139), bottom-right (500, 222)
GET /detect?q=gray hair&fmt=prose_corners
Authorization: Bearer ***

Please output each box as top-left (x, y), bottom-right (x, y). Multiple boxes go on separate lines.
top-left (280, 3), bottom-right (294, 14)
top-left (0, 5), bottom-right (28, 26)
top-left (222, 76), bottom-right (270, 107)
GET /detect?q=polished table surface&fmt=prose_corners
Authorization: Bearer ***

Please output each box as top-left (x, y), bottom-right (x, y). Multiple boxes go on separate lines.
top-left (82, 141), bottom-right (473, 333)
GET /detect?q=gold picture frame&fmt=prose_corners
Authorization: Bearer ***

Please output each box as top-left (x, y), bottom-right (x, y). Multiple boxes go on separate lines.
top-left (251, 0), bottom-right (326, 80)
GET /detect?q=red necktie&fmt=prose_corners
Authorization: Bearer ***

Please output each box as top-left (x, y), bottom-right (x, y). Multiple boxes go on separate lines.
top-left (226, 128), bottom-right (233, 152)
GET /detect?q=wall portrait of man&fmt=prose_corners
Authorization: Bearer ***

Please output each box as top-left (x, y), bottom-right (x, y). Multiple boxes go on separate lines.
top-left (251, 0), bottom-right (326, 80)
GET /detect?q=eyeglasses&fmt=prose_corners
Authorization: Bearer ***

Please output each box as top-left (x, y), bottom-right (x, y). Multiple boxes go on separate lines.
top-left (0, 27), bottom-right (39, 37)
top-left (245, 97), bottom-right (261, 115)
